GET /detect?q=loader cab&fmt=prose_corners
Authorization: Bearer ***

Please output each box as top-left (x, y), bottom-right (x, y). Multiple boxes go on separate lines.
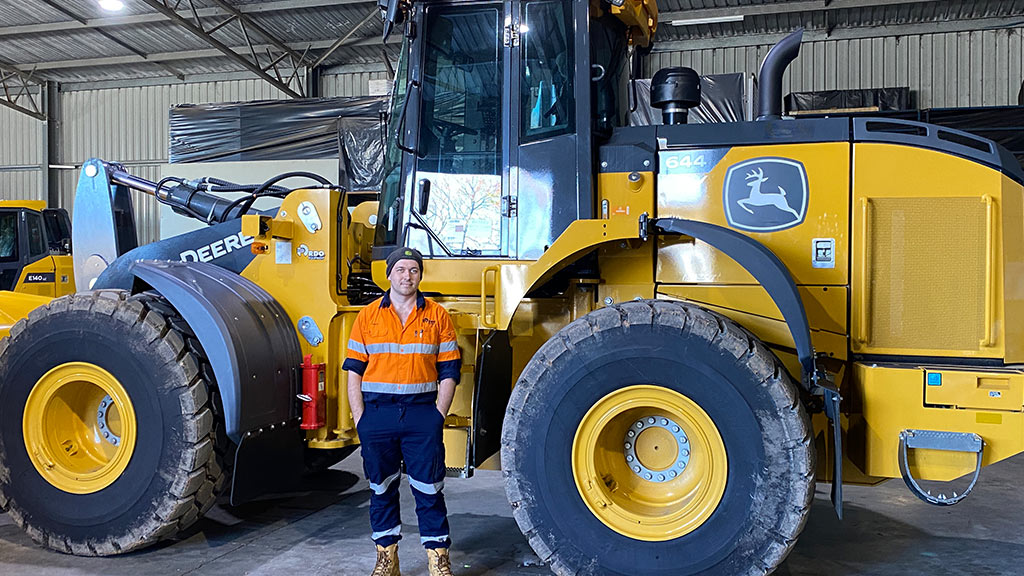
top-left (375, 0), bottom-right (632, 261)
top-left (0, 203), bottom-right (73, 294)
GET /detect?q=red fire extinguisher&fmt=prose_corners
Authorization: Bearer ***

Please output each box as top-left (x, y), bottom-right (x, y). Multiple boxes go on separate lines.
top-left (299, 354), bottom-right (326, 430)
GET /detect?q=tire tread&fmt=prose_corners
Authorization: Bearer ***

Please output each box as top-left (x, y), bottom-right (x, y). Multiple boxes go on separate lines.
top-left (502, 299), bottom-right (815, 576)
top-left (0, 290), bottom-right (226, 556)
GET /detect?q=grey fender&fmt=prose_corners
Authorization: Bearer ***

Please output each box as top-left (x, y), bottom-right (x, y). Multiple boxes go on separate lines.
top-left (129, 260), bottom-right (302, 442)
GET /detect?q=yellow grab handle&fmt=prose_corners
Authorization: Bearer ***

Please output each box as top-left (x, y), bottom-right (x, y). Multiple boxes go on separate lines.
top-left (480, 265), bottom-right (500, 329)
top-left (981, 195), bottom-right (996, 347)
top-left (857, 197), bottom-right (870, 345)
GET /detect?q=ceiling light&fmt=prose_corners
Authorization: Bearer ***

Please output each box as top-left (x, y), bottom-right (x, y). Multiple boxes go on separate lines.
top-left (98, 0), bottom-right (125, 11)
top-left (670, 15), bottom-right (745, 26)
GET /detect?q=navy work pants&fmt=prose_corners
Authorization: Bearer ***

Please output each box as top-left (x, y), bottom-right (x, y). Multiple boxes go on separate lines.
top-left (357, 398), bottom-right (451, 549)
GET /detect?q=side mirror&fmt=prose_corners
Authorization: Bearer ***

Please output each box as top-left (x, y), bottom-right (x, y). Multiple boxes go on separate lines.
top-left (417, 179), bottom-right (431, 216)
top-left (378, 0), bottom-right (405, 42)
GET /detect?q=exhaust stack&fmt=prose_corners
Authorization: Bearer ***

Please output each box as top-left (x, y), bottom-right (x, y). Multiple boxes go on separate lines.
top-left (756, 29), bottom-right (804, 120)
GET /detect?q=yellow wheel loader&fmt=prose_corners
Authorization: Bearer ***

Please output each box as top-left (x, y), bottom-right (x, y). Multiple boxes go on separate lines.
top-left (0, 200), bottom-right (75, 337)
top-left (0, 201), bottom-right (74, 296)
top-left (2, 1), bottom-right (1023, 574)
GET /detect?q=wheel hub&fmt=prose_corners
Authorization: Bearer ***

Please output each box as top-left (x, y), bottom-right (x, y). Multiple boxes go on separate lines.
top-left (571, 385), bottom-right (728, 541)
top-left (96, 394), bottom-right (121, 447)
top-left (624, 417), bottom-right (689, 482)
top-left (23, 362), bottom-right (137, 494)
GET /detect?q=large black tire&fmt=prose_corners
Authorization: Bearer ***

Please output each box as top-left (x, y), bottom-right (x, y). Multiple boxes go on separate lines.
top-left (502, 300), bottom-right (814, 576)
top-left (0, 290), bottom-right (225, 555)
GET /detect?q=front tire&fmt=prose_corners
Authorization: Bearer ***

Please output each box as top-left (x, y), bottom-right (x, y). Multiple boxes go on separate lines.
top-left (0, 291), bottom-right (223, 555)
top-left (501, 300), bottom-right (814, 575)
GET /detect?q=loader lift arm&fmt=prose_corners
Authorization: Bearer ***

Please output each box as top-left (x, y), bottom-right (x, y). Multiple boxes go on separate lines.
top-left (73, 159), bottom-right (338, 291)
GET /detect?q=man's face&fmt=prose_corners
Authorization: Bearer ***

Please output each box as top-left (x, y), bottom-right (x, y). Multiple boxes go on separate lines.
top-left (388, 259), bottom-right (421, 297)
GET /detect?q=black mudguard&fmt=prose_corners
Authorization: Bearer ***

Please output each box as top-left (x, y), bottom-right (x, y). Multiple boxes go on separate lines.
top-left (473, 330), bottom-right (513, 467)
top-left (129, 260), bottom-right (304, 504)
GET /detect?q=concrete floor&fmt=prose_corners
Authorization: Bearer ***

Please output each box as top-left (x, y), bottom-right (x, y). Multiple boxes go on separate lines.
top-left (2, 451), bottom-right (1023, 576)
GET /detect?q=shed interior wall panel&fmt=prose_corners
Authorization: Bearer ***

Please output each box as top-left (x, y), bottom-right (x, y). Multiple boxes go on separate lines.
top-left (0, 104), bottom-right (44, 201)
top-left (0, 171), bottom-right (44, 201)
top-left (320, 71), bottom-right (392, 97)
top-left (647, 28), bottom-right (1024, 109)
top-left (58, 79), bottom-right (288, 242)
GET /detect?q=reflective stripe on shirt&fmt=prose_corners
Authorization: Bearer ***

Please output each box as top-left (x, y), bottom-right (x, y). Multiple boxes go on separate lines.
top-left (365, 342), bottom-right (440, 355)
top-left (361, 381), bottom-right (438, 395)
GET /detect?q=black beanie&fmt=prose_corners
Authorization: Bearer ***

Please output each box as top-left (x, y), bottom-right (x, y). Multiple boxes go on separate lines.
top-left (386, 247), bottom-right (424, 276)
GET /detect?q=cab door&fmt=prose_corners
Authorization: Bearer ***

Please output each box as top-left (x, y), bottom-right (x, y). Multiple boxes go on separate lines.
top-left (15, 210), bottom-right (57, 297)
top-left (403, 1), bottom-right (512, 258)
top-left (510, 0), bottom-right (589, 259)
top-left (0, 209), bottom-right (56, 296)
top-left (0, 209), bottom-right (21, 291)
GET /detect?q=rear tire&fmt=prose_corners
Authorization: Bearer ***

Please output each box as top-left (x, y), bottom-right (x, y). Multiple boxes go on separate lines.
top-left (0, 290), bottom-right (224, 555)
top-left (501, 300), bottom-right (814, 575)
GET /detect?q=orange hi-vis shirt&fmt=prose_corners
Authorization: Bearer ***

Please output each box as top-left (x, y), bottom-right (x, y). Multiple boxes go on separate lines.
top-left (343, 291), bottom-right (461, 395)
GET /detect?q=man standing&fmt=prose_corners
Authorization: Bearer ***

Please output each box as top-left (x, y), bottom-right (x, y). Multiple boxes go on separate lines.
top-left (343, 247), bottom-right (461, 576)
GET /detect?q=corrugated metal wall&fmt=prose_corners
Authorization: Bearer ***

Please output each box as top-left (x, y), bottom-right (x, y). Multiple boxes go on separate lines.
top-left (0, 105), bottom-right (44, 201)
top-left (58, 79), bottom-right (288, 242)
top-left (648, 28), bottom-right (1024, 109)
top-left (320, 71), bottom-right (391, 97)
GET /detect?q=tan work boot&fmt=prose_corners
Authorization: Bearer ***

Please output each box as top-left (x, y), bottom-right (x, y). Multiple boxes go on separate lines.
top-left (426, 547), bottom-right (454, 576)
top-left (371, 543), bottom-right (401, 576)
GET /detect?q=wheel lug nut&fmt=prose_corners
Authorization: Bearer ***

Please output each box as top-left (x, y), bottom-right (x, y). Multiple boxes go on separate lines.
top-left (626, 455), bottom-right (634, 462)
top-left (681, 449), bottom-right (690, 457)
top-left (624, 443), bottom-right (632, 450)
top-left (647, 417), bottom-right (655, 424)
top-left (660, 419), bottom-right (668, 426)
top-left (634, 466), bottom-right (641, 473)
top-left (627, 430), bottom-right (635, 438)
top-left (635, 421), bottom-right (644, 428)
top-left (672, 426), bottom-right (680, 433)
top-left (670, 470), bottom-right (677, 478)
top-left (644, 473), bottom-right (652, 480)
top-left (658, 474), bottom-right (665, 481)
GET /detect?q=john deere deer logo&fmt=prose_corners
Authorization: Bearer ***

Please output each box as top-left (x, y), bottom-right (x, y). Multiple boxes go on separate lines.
top-left (723, 157), bottom-right (808, 232)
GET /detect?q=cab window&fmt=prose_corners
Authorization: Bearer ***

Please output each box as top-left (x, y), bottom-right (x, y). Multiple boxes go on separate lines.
top-left (26, 212), bottom-right (47, 258)
top-left (521, 0), bottom-right (574, 142)
top-left (0, 212), bottom-right (18, 262)
top-left (410, 3), bottom-right (504, 256)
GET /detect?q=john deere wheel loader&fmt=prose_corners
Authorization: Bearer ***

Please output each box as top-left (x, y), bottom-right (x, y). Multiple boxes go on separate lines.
top-left (2, 1), bottom-right (1024, 574)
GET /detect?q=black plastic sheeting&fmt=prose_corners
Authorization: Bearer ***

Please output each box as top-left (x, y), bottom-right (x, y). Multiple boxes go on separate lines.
top-left (630, 73), bottom-right (745, 126)
top-left (785, 87), bottom-right (911, 112)
top-left (907, 106), bottom-right (1024, 169)
top-left (169, 97), bottom-right (387, 191)
top-left (799, 105), bottom-right (1024, 169)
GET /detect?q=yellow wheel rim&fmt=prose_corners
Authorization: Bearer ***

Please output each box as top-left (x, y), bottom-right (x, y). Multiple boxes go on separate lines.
top-left (572, 385), bottom-right (728, 541)
top-left (23, 362), bottom-right (137, 494)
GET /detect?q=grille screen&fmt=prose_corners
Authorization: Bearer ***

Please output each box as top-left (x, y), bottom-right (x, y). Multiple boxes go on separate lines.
top-left (868, 197), bottom-right (985, 350)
